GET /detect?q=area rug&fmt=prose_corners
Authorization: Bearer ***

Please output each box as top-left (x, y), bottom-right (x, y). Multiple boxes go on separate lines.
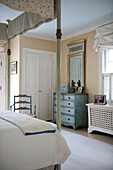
top-left (61, 130), bottom-right (113, 170)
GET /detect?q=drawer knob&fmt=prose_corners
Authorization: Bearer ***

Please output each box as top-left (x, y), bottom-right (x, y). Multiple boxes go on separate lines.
top-left (68, 110), bottom-right (70, 112)
top-left (68, 103), bottom-right (70, 105)
top-left (68, 118), bottom-right (70, 120)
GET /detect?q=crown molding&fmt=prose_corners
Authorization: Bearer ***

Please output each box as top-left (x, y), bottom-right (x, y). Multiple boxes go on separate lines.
top-left (22, 33), bottom-right (57, 42)
top-left (22, 19), bottom-right (113, 42)
top-left (62, 27), bottom-right (96, 41)
top-left (62, 19), bottom-right (113, 41)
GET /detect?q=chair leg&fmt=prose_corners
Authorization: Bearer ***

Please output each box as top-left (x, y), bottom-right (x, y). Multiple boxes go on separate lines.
top-left (34, 105), bottom-right (36, 118)
top-left (54, 165), bottom-right (57, 170)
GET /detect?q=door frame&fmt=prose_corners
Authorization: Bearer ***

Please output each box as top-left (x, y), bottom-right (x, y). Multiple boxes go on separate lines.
top-left (22, 48), bottom-right (56, 116)
top-left (0, 52), bottom-right (6, 110)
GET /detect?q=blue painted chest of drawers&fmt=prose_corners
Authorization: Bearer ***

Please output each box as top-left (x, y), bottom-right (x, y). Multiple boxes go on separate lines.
top-left (53, 93), bottom-right (88, 130)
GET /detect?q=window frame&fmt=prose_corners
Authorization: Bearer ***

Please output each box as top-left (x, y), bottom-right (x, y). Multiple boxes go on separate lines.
top-left (98, 49), bottom-right (113, 104)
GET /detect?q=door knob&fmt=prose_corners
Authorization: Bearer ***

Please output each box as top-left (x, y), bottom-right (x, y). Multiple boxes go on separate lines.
top-left (38, 90), bottom-right (42, 92)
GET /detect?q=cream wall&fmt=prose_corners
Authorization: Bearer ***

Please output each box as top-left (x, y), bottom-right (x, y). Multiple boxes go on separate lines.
top-left (61, 31), bottom-right (98, 102)
top-left (19, 36), bottom-right (57, 93)
top-left (9, 31), bottom-right (98, 106)
top-left (10, 36), bottom-right (20, 106)
top-left (5, 43), bottom-right (8, 109)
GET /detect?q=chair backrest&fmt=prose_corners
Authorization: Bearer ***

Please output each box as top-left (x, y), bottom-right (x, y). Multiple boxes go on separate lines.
top-left (14, 94), bottom-right (32, 113)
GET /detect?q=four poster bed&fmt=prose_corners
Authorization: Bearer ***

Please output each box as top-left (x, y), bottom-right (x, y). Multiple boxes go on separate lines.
top-left (0, 0), bottom-right (68, 170)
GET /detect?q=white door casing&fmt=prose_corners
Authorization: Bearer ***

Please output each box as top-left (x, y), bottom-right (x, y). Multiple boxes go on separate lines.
top-left (0, 53), bottom-right (6, 110)
top-left (22, 48), bottom-right (56, 120)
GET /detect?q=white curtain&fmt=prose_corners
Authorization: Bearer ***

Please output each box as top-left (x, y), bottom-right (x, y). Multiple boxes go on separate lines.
top-left (0, 23), bottom-right (8, 52)
top-left (93, 22), bottom-right (113, 52)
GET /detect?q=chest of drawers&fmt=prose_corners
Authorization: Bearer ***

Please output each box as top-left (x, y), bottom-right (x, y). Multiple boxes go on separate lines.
top-left (53, 93), bottom-right (88, 130)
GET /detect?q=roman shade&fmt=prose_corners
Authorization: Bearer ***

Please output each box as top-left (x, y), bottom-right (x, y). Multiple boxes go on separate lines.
top-left (93, 22), bottom-right (113, 52)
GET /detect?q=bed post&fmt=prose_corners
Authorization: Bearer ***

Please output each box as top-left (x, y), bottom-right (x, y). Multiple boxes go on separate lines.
top-left (56, 0), bottom-right (62, 132)
top-left (56, 0), bottom-right (62, 169)
top-left (7, 39), bottom-right (11, 110)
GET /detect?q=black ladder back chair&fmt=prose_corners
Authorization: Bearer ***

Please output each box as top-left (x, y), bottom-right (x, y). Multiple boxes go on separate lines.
top-left (11, 94), bottom-right (36, 118)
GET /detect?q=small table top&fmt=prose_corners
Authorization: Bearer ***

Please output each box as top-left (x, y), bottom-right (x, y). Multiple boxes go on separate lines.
top-left (86, 103), bottom-right (113, 109)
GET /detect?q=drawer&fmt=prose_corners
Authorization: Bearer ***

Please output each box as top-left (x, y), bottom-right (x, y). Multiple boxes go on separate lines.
top-left (64, 95), bottom-right (75, 101)
top-left (54, 113), bottom-right (57, 121)
top-left (54, 113), bottom-right (74, 124)
top-left (61, 115), bottom-right (74, 124)
top-left (53, 94), bottom-right (63, 100)
top-left (54, 100), bottom-right (74, 107)
top-left (54, 106), bottom-right (64, 112)
top-left (63, 107), bottom-right (74, 115)
top-left (54, 106), bottom-right (74, 116)
top-left (54, 100), bottom-right (63, 105)
top-left (62, 101), bottom-right (74, 107)
top-left (54, 100), bottom-right (62, 105)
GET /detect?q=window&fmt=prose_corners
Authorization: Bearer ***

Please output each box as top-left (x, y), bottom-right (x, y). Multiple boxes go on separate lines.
top-left (102, 49), bottom-right (113, 102)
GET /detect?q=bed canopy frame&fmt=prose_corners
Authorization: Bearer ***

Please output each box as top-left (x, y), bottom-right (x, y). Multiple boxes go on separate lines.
top-left (0, 1), bottom-right (61, 168)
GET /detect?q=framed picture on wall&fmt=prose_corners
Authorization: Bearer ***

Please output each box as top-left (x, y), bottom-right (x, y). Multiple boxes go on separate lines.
top-left (11, 61), bottom-right (17, 74)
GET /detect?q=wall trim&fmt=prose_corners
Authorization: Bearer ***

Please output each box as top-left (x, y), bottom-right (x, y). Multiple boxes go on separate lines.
top-left (98, 51), bottom-right (103, 95)
top-left (22, 33), bottom-right (57, 42)
top-left (62, 19), bottom-right (113, 41)
top-left (22, 19), bottom-right (113, 42)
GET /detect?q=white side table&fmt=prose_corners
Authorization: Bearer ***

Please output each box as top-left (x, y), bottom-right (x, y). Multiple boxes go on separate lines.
top-left (86, 103), bottom-right (113, 135)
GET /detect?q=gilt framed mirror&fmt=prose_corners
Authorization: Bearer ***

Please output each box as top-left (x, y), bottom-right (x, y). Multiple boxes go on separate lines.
top-left (67, 40), bottom-right (85, 89)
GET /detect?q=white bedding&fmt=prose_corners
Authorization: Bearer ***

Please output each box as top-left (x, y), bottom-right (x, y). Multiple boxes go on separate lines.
top-left (0, 110), bottom-right (71, 170)
top-left (0, 110), bottom-right (56, 135)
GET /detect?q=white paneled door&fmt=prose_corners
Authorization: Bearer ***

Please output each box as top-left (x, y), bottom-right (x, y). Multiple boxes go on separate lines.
top-left (23, 49), bottom-right (56, 120)
top-left (0, 53), bottom-right (5, 110)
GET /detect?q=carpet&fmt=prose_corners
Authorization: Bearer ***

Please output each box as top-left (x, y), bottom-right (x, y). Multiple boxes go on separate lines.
top-left (61, 129), bottom-right (113, 170)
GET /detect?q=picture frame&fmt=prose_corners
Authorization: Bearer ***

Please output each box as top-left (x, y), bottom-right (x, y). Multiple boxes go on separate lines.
top-left (77, 86), bottom-right (83, 93)
top-left (94, 95), bottom-right (106, 105)
top-left (11, 61), bottom-right (17, 74)
top-left (67, 40), bottom-right (85, 89)
top-left (67, 40), bottom-right (85, 55)
top-left (61, 84), bottom-right (67, 93)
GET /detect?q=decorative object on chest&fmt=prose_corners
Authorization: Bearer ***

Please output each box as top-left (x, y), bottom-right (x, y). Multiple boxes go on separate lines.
top-left (53, 93), bottom-right (88, 130)
top-left (61, 84), bottom-right (67, 93)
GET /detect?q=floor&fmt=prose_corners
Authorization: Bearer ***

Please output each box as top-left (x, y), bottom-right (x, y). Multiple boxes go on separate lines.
top-left (61, 125), bottom-right (113, 145)
top-left (61, 127), bottom-right (113, 170)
